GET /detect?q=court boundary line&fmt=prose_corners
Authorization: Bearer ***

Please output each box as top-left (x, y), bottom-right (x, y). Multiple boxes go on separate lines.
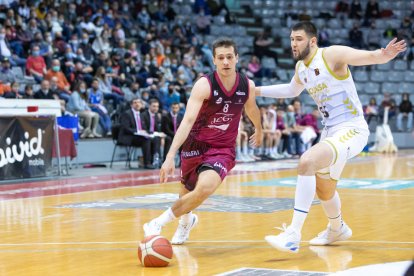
top-left (0, 240), bottom-right (413, 246)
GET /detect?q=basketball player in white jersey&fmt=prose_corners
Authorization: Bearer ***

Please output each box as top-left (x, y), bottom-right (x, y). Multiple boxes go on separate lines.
top-left (256, 21), bottom-right (406, 253)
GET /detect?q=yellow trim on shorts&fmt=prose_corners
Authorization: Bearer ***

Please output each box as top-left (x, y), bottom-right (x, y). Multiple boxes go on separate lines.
top-left (321, 139), bottom-right (338, 166)
top-left (322, 49), bottom-right (350, 80)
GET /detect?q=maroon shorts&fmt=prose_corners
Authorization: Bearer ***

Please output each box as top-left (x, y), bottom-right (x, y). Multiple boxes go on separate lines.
top-left (180, 147), bottom-right (236, 191)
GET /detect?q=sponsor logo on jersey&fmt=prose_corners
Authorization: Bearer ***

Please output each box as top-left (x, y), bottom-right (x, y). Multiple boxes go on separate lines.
top-left (216, 97), bottom-right (223, 104)
top-left (208, 124), bottom-right (230, 131)
top-left (314, 68), bottom-right (320, 76)
top-left (308, 82), bottom-right (328, 97)
top-left (236, 91), bottom-right (246, 96)
top-left (182, 150), bottom-right (200, 158)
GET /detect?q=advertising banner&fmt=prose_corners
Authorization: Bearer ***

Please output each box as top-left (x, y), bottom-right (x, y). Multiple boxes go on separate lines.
top-left (0, 116), bottom-right (54, 180)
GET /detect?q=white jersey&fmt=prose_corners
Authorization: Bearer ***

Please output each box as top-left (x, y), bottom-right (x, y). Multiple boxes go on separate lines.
top-left (297, 48), bottom-right (364, 127)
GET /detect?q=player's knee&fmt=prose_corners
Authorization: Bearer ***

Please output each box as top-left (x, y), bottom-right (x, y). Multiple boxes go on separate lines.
top-left (316, 185), bottom-right (335, 201)
top-left (316, 186), bottom-right (335, 201)
top-left (297, 153), bottom-right (317, 175)
top-left (193, 183), bottom-right (215, 202)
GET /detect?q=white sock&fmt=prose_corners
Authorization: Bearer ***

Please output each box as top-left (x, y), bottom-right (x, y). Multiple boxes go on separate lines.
top-left (321, 191), bottom-right (343, 231)
top-left (180, 211), bottom-right (193, 224)
top-left (154, 207), bottom-right (176, 226)
top-left (290, 175), bottom-right (316, 233)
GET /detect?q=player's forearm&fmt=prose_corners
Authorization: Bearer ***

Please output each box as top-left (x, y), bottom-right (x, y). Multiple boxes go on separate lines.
top-left (256, 78), bottom-right (303, 98)
top-left (165, 121), bottom-right (193, 159)
top-left (245, 106), bottom-right (262, 133)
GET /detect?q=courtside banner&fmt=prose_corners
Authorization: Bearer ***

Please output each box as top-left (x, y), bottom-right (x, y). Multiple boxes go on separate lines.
top-left (0, 116), bottom-right (54, 180)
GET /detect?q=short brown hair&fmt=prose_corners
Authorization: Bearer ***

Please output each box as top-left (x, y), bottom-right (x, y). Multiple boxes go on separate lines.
top-left (212, 37), bottom-right (238, 57)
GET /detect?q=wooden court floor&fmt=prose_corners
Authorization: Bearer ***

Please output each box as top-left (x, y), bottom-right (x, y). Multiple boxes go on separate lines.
top-left (0, 150), bottom-right (413, 275)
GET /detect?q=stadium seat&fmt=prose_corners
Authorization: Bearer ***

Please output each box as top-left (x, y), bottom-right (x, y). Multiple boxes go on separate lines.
top-left (376, 62), bottom-right (392, 71)
top-left (398, 83), bottom-right (414, 94)
top-left (364, 82), bottom-right (380, 94)
top-left (354, 70), bottom-right (369, 82)
top-left (370, 71), bottom-right (386, 82)
top-left (387, 71), bottom-right (404, 82)
top-left (404, 71), bottom-right (414, 82)
top-left (381, 82), bottom-right (396, 93)
top-left (393, 60), bottom-right (408, 71)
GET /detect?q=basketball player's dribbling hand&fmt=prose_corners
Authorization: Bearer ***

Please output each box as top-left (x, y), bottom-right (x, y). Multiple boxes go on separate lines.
top-left (249, 130), bottom-right (263, 148)
top-left (160, 157), bottom-right (175, 183)
top-left (381, 38), bottom-right (407, 62)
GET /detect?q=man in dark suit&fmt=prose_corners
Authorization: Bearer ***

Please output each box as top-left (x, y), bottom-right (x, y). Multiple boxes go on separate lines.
top-left (161, 102), bottom-right (183, 162)
top-left (118, 98), bottom-right (153, 169)
top-left (141, 98), bottom-right (165, 166)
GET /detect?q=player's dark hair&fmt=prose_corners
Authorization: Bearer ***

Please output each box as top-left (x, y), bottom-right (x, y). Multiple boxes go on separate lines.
top-left (292, 21), bottom-right (318, 39)
top-left (212, 37), bottom-right (238, 57)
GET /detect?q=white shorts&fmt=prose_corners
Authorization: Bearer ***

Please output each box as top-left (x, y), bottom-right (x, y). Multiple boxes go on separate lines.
top-left (317, 118), bottom-right (369, 180)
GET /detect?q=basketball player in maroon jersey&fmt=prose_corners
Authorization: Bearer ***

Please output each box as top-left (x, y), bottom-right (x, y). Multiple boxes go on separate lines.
top-left (143, 38), bottom-right (263, 244)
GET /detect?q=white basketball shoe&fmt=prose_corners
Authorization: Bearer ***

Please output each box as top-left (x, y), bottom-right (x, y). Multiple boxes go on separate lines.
top-left (143, 220), bottom-right (162, 237)
top-left (309, 222), bottom-right (352, 246)
top-left (265, 224), bottom-right (301, 253)
top-left (171, 214), bottom-right (199, 245)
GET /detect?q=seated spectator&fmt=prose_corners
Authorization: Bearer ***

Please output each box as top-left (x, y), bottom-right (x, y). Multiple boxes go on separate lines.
top-left (26, 45), bottom-right (47, 83)
top-left (349, 0), bottom-right (363, 19)
top-left (349, 23), bottom-right (365, 49)
top-left (383, 24), bottom-right (397, 39)
top-left (400, 16), bottom-right (413, 41)
top-left (379, 93), bottom-right (397, 122)
top-left (67, 81), bottom-right (101, 138)
top-left (118, 98), bottom-right (153, 169)
top-left (95, 66), bottom-right (124, 111)
top-left (291, 99), bottom-right (307, 156)
top-left (260, 105), bottom-right (282, 159)
top-left (318, 25), bottom-right (331, 47)
top-left (364, 97), bottom-right (379, 125)
top-left (49, 76), bottom-right (70, 103)
top-left (3, 81), bottom-right (22, 99)
top-left (397, 93), bottom-right (413, 132)
top-left (87, 78), bottom-right (112, 136)
top-left (0, 57), bottom-right (16, 84)
top-left (364, 0), bottom-right (380, 22)
top-left (302, 108), bottom-right (321, 146)
top-left (0, 27), bottom-right (26, 68)
top-left (141, 98), bottom-right (165, 166)
top-left (247, 55), bottom-right (272, 80)
top-left (335, 0), bottom-right (350, 19)
top-left (161, 102), bottom-right (183, 162)
top-left (45, 59), bottom-right (71, 96)
top-left (92, 29), bottom-right (112, 55)
top-left (196, 9), bottom-right (211, 34)
top-left (253, 26), bottom-right (278, 66)
top-left (23, 84), bottom-right (34, 99)
top-left (34, 79), bottom-right (59, 100)
top-left (162, 84), bottom-right (181, 111)
top-left (276, 108), bottom-right (292, 158)
top-left (122, 82), bottom-right (142, 103)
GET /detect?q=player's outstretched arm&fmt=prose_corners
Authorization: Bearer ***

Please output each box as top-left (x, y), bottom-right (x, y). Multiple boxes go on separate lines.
top-left (325, 38), bottom-right (407, 67)
top-left (255, 62), bottom-right (304, 98)
top-left (245, 80), bottom-right (263, 147)
top-left (160, 77), bottom-right (210, 183)
top-left (255, 76), bottom-right (304, 98)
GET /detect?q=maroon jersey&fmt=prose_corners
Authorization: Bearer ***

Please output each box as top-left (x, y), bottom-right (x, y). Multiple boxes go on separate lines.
top-left (182, 71), bottom-right (249, 154)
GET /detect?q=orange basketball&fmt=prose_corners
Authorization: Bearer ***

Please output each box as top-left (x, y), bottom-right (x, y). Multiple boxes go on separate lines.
top-left (138, 235), bottom-right (173, 267)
